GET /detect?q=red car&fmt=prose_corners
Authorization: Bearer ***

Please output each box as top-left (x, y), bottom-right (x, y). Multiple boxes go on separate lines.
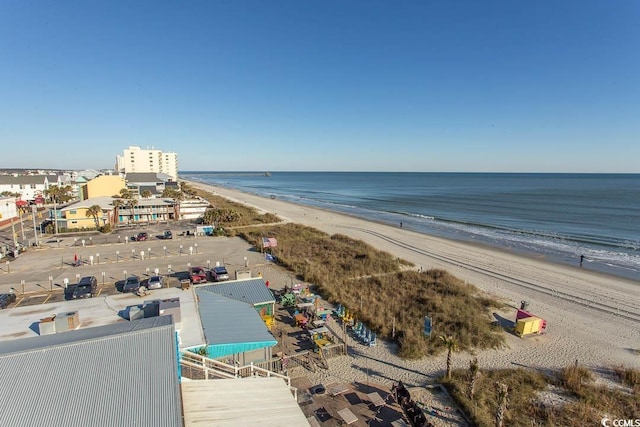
top-left (189, 267), bottom-right (207, 284)
top-left (135, 232), bottom-right (148, 241)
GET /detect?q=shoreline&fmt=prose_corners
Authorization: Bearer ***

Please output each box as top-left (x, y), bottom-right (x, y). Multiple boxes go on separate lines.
top-left (189, 179), bottom-right (640, 379)
top-left (185, 177), bottom-right (640, 284)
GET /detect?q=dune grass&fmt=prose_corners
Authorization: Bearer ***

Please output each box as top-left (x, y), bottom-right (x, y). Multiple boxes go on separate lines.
top-left (237, 223), bottom-right (504, 358)
top-left (443, 364), bottom-right (640, 426)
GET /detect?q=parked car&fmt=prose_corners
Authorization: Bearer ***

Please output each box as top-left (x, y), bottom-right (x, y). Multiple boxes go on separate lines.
top-left (123, 275), bottom-right (141, 292)
top-left (161, 230), bottom-right (172, 239)
top-left (146, 275), bottom-right (164, 290)
top-left (134, 232), bottom-right (148, 241)
top-left (72, 276), bottom-right (98, 299)
top-left (209, 266), bottom-right (230, 282)
top-left (189, 267), bottom-right (207, 284)
top-left (0, 293), bottom-right (17, 309)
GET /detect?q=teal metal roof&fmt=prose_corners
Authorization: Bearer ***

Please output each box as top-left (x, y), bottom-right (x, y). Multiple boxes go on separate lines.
top-left (195, 291), bottom-right (276, 358)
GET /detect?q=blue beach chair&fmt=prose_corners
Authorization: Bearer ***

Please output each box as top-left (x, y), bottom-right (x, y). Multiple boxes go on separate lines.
top-left (369, 333), bottom-right (377, 346)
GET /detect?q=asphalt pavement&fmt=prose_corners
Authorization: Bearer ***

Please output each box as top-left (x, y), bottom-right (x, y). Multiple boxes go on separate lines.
top-left (0, 223), bottom-right (287, 307)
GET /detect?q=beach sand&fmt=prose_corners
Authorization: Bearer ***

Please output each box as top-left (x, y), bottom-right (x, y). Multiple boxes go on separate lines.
top-left (191, 181), bottom-right (640, 387)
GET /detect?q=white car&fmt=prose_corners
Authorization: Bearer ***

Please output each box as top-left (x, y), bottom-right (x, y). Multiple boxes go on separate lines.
top-left (146, 275), bottom-right (164, 290)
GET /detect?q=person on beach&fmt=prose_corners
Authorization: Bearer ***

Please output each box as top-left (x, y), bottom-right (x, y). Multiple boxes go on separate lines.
top-left (580, 254), bottom-right (585, 267)
top-left (400, 222), bottom-right (403, 228)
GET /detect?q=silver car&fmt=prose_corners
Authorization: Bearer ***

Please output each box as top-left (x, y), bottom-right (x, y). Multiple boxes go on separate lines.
top-left (146, 275), bottom-right (164, 290)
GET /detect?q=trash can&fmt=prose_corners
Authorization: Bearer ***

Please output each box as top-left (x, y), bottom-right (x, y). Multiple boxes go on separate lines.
top-left (520, 300), bottom-right (530, 311)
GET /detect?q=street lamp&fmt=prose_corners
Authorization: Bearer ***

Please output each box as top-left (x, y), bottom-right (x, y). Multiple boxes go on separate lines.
top-left (5, 202), bottom-right (17, 254)
top-left (31, 205), bottom-right (39, 246)
top-left (18, 207), bottom-right (25, 241)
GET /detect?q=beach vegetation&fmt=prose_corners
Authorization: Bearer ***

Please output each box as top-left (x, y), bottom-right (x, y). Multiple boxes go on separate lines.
top-left (439, 335), bottom-right (458, 379)
top-left (201, 207), bottom-right (242, 225)
top-left (193, 189), bottom-right (280, 226)
top-left (614, 366), bottom-right (640, 391)
top-left (237, 223), bottom-right (504, 358)
top-left (443, 364), bottom-right (640, 427)
top-left (85, 205), bottom-right (102, 230)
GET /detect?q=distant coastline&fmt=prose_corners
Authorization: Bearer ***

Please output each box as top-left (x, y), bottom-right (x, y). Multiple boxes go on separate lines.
top-left (182, 171), bottom-right (640, 282)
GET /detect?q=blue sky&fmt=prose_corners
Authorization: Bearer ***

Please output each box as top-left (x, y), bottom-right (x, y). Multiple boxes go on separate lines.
top-left (1, 1), bottom-right (638, 172)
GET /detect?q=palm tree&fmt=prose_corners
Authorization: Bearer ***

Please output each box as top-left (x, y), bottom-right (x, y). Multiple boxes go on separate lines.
top-left (126, 198), bottom-right (138, 224)
top-left (85, 205), bottom-right (103, 230)
top-left (45, 185), bottom-right (74, 234)
top-left (467, 357), bottom-right (480, 400)
top-left (495, 382), bottom-right (509, 427)
top-left (111, 199), bottom-right (124, 225)
top-left (141, 190), bottom-right (153, 199)
top-left (118, 188), bottom-right (135, 199)
top-left (162, 188), bottom-right (184, 222)
top-left (439, 335), bottom-right (458, 379)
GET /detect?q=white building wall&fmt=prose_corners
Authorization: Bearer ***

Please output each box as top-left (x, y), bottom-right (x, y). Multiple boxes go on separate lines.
top-left (115, 146), bottom-right (178, 180)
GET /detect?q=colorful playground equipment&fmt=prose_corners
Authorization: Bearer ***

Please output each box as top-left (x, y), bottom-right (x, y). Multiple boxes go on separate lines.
top-left (308, 326), bottom-right (332, 351)
top-left (261, 314), bottom-right (274, 330)
top-left (280, 293), bottom-right (296, 307)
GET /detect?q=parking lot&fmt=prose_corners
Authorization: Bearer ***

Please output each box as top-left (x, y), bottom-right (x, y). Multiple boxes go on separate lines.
top-left (0, 224), bottom-right (290, 307)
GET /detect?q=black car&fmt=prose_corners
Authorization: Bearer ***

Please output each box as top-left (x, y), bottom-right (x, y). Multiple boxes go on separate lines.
top-left (72, 276), bottom-right (98, 299)
top-left (123, 275), bottom-right (141, 292)
top-left (0, 293), bottom-right (17, 309)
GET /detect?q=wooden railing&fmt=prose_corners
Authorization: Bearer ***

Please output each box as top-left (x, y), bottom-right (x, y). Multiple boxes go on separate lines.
top-left (180, 351), bottom-right (291, 386)
top-left (321, 342), bottom-right (346, 359)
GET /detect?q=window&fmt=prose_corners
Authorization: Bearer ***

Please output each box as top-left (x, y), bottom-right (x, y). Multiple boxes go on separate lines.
top-left (70, 210), bottom-right (77, 214)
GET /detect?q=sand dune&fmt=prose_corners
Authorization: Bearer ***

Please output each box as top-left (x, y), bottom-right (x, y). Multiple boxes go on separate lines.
top-left (192, 181), bottom-right (640, 385)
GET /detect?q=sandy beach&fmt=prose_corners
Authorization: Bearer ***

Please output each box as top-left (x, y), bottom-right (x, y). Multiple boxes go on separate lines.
top-left (191, 181), bottom-right (640, 386)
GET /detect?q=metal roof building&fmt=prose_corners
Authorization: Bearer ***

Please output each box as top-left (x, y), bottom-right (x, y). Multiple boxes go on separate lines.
top-left (194, 278), bottom-right (275, 311)
top-left (194, 291), bottom-right (277, 360)
top-left (0, 316), bottom-right (183, 427)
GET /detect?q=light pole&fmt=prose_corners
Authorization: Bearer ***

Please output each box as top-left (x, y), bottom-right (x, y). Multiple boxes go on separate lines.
top-left (18, 208), bottom-right (25, 241)
top-left (31, 205), bottom-right (39, 246)
top-left (5, 202), bottom-right (17, 254)
top-left (53, 198), bottom-right (59, 235)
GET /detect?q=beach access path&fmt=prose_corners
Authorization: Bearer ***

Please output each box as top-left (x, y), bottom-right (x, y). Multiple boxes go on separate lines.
top-left (192, 181), bottom-right (640, 375)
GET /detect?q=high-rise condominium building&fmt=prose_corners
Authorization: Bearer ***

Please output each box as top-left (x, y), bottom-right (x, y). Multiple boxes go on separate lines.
top-left (115, 146), bottom-right (178, 180)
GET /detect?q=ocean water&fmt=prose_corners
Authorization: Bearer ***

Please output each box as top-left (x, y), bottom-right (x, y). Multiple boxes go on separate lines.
top-left (181, 172), bottom-right (640, 282)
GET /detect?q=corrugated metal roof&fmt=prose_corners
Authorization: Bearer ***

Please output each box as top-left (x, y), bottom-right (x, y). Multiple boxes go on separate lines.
top-left (125, 172), bottom-right (163, 183)
top-left (0, 316), bottom-right (182, 427)
top-left (182, 377), bottom-right (308, 426)
top-left (195, 278), bottom-right (275, 306)
top-left (195, 291), bottom-right (276, 347)
top-left (0, 175), bottom-right (48, 185)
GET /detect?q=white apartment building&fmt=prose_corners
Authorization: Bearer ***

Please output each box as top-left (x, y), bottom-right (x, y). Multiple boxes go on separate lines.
top-left (115, 146), bottom-right (178, 180)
